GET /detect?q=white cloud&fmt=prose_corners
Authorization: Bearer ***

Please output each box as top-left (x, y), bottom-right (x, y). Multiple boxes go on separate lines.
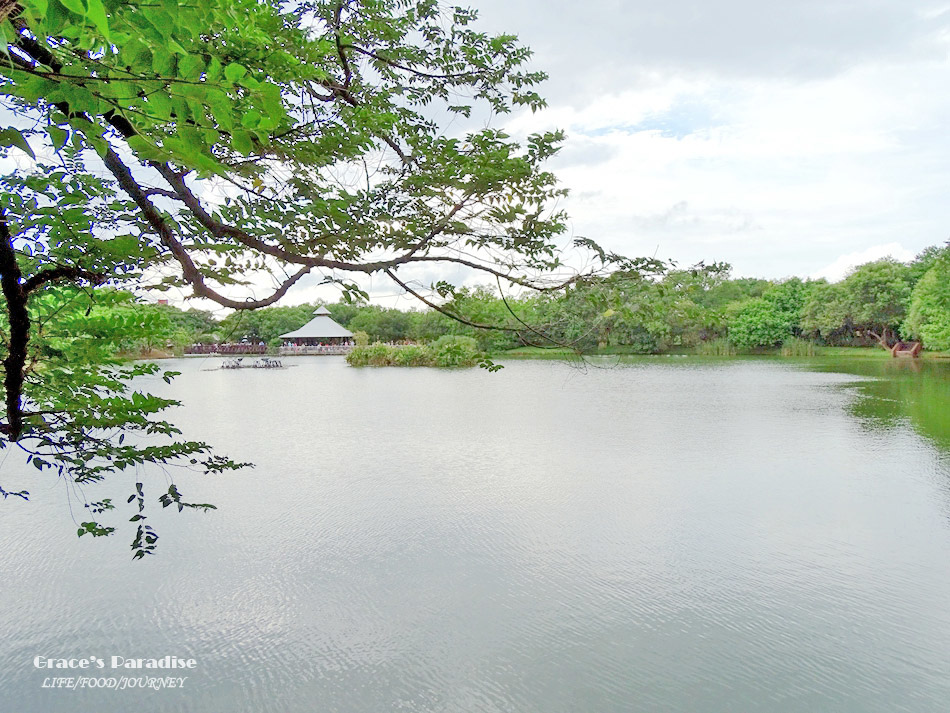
top-left (810, 242), bottom-right (917, 282)
top-left (497, 49), bottom-right (950, 280)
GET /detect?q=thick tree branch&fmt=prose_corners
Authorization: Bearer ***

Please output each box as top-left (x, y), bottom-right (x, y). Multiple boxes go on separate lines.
top-left (101, 145), bottom-right (312, 309)
top-left (0, 211), bottom-right (28, 440)
top-left (23, 265), bottom-right (106, 293)
top-left (142, 187), bottom-right (182, 201)
top-left (148, 162), bottom-right (589, 294)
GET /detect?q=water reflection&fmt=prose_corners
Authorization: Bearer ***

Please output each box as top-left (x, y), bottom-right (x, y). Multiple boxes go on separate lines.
top-left (808, 358), bottom-right (950, 452)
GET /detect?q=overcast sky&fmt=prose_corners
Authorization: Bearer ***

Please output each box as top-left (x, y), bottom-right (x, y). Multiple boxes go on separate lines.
top-left (466, 0), bottom-right (950, 281)
top-left (10, 2), bottom-right (947, 308)
top-left (271, 0), bottom-right (950, 306)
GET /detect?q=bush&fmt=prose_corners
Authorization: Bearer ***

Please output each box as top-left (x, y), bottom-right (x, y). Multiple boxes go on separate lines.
top-left (904, 256), bottom-right (950, 351)
top-left (346, 343), bottom-right (395, 367)
top-left (345, 336), bottom-right (483, 368)
top-left (428, 335), bottom-right (481, 367)
top-left (727, 298), bottom-right (792, 349)
top-left (392, 345), bottom-right (432, 366)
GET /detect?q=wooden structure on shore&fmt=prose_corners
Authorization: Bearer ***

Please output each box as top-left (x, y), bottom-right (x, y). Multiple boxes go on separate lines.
top-left (891, 341), bottom-right (922, 358)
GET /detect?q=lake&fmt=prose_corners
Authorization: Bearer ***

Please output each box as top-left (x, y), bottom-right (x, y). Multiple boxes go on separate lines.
top-left (2, 356), bottom-right (950, 712)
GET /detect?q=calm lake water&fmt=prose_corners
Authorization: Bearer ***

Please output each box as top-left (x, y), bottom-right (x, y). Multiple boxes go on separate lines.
top-left (2, 356), bottom-right (950, 712)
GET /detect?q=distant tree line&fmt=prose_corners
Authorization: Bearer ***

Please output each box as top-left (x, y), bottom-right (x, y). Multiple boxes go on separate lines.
top-left (114, 242), bottom-right (950, 355)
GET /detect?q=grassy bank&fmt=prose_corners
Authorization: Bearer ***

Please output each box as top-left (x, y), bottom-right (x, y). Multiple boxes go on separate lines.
top-left (813, 346), bottom-right (950, 359)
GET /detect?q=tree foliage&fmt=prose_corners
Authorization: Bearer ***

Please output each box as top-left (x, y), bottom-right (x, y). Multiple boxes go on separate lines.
top-left (171, 250), bottom-right (950, 357)
top-left (801, 260), bottom-right (912, 346)
top-left (904, 250), bottom-right (950, 351)
top-left (727, 299), bottom-right (789, 349)
top-left (0, 0), bottom-right (652, 555)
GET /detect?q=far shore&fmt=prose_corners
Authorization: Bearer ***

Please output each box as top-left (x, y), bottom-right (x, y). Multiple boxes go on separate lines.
top-left (497, 345), bottom-right (950, 360)
top-left (128, 345), bottom-right (950, 361)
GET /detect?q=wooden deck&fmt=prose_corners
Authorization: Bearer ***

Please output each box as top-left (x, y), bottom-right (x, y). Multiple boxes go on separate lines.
top-left (891, 341), bottom-right (922, 358)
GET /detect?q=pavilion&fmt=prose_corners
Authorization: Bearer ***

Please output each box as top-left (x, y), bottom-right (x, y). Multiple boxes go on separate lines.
top-left (279, 306), bottom-right (354, 350)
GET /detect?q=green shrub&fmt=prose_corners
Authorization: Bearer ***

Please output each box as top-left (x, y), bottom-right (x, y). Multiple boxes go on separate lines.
top-left (904, 256), bottom-right (950, 351)
top-left (345, 336), bottom-right (483, 368)
top-left (428, 335), bottom-right (481, 367)
top-left (346, 343), bottom-right (395, 366)
top-left (392, 345), bottom-right (432, 366)
top-left (727, 298), bottom-right (792, 348)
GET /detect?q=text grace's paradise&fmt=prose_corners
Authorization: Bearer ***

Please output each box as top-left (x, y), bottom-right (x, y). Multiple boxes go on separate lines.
top-left (34, 656), bottom-right (197, 670)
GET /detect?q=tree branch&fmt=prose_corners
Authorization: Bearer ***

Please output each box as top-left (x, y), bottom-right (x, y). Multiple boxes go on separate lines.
top-left (101, 145), bottom-right (312, 309)
top-left (384, 268), bottom-right (519, 333)
top-left (22, 265), bottom-right (106, 293)
top-left (0, 211), bottom-right (29, 440)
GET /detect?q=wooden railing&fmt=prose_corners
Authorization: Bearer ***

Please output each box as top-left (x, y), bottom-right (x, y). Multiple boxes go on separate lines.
top-left (891, 341), bottom-right (922, 358)
top-left (278, 345), bottom-right (353, 355)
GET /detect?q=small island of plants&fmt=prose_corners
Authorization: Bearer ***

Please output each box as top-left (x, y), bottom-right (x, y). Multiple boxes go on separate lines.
top-left (345, 335), bottom-right (486, 368)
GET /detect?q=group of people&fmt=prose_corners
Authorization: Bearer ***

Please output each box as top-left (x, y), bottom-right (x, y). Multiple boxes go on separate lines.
top-left (185, 342), bottom-right (267, 355)
top-left (280, 341), bottom-right (355, 353)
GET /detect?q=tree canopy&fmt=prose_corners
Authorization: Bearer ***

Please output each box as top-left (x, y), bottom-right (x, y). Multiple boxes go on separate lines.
top-left (904, 248), bottom-right (950, 351)
top-left (801, 259), bottom-right (912, 347)
top-left (0, 0), bottom-right (651, 555)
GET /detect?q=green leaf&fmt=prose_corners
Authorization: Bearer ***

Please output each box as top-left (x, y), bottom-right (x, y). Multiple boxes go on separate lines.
top-left (205, 56), bottom-right (222, 82)
top-left (0, 22), bottom-right (9, 61)
top-left (26, 0), bottom-right (49, 16)
top-left (224, 63), bottom-right (247, 83)
top-left (237, 74), bottom-right (260, 90)
top-left (0, 128), bottom-right (36, 159)
top-left (126, 134), bottom-right (171, 162)
top-left (230, 130), bottom-right (253, 154)
top-left (151, 47), bottom-right (174, 75)
top-left (240, 110), bottom-right (261, 129)
top-left (144, 90), bottom-right (171, 121)
top-left (57, 0), bottom-right (86, 15)
top-left (47, 126), bottom-right (68, 151)
top-left (85, 0), bottom-right (110, 39)
top-left (167, 38), bottom-right (188, 56)
top-left (179, 54), bottom-right (204, 81)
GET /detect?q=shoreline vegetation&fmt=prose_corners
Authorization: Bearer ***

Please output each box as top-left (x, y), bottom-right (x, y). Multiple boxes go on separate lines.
top-left (345, 336), bottom-right (484, 368)
top-left (498, 345), bottom-right (950, 360)
top-left (157, 344), bottom-right (950, 362)
top-left (115, 246), bottom-right (949, 367)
